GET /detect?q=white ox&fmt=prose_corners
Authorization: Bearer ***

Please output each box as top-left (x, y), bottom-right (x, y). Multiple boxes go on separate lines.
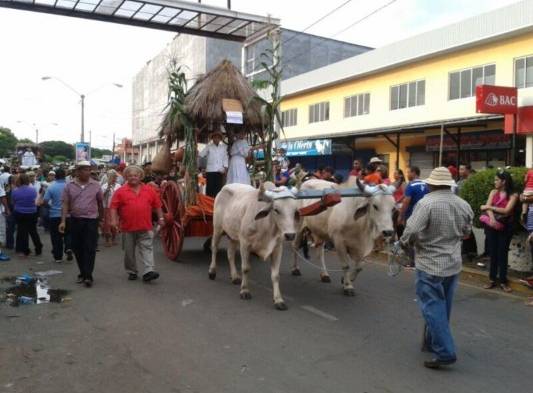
top-left (293, 177), bottom-right (396, 296)
top-left (209, 182), bottom-right (300, 310)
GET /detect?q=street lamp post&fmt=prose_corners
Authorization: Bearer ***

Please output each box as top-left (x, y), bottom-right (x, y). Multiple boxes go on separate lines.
top-left (41, 76), bottom-right (122, 143)
top-left (17, 121), bottom-right (58, 144)
top-left (81, 94), bottom-right (85, 143)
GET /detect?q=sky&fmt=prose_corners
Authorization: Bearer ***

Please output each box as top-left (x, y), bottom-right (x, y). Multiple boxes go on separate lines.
top-left (0, 0), bottom-right (521, 149)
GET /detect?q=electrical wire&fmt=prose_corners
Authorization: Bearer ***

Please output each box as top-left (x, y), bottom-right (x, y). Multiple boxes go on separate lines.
top-left (282, 0), bottom-right (354, 45)
top-left (282, 0), bottom-right (399, 66)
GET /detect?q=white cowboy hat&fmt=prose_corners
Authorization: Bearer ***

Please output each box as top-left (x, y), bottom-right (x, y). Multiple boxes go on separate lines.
top-left (76, 160), bottom-right (92, 168)
top-left (424, 167), bottom-right (456, 187)
top-left (369, 157), bottom-right (382, 164)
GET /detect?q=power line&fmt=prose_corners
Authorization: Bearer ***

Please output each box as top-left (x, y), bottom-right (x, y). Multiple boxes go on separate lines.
top-left (332, 0), bottom-right (398, 38)
top-left (282, 0), bottom-right (354, 45)
top-left (282, 0), bottom-right (398, 66)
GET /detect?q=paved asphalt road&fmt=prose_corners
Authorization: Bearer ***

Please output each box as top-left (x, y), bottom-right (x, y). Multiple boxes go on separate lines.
top-left (1, 233), bottom-right (532, 393)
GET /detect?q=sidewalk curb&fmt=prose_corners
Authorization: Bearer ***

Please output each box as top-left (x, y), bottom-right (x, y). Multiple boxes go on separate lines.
top-left (371, 251), bottom-right (532, 298)
top-left (460, 266), bottom-right (532, 297)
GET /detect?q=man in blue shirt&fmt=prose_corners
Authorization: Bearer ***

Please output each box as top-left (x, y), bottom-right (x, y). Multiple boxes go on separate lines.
top-left (43, 169), bottom-right (72, 262)
top-left (398, 166), bottom-right (429, 267)
top-left (399, 166), bottom-right (429, 224)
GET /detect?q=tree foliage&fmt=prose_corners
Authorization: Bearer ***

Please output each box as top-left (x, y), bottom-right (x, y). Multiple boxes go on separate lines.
top-left (91, 147), bottom-right (113, 158)
top-left (39, 140), bottom-right (75, 159)
top-left (165, 61), bottom-right (196, 204)
top-left (0, 127), bottom-right (113, 162)
top-left (0, 127), bottom-right (19, 157)
top-left (251, 36), bottom-right (283, 182)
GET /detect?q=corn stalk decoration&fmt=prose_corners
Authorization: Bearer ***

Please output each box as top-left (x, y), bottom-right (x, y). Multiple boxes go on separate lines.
top-left (165, 61), bottom-right (197, 205)
top-left (251, 39), bottom-right (284, 182)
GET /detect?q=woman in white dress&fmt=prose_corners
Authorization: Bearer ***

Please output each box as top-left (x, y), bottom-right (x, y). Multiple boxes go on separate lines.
top-left (227, 132), bottom-right (251, 185)
top-left (101, 170), bottom-right (121, 246)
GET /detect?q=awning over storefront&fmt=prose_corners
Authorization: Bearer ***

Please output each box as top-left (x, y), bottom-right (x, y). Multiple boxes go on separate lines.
top-left (281, 114), bottom-right (504, 142)
top-left (0, 0), bottom-right (279, 42)
top-left (426, 130), bottom-right (510, 152)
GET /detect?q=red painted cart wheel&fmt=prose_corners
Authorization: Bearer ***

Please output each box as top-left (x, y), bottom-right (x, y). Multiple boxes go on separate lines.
top-left (160, 181), bottom-right (185, 261)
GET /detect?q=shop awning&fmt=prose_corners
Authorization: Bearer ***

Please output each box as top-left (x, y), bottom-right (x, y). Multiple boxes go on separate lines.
top-left (281, 115), bottom-right (504, 141)
top-left (0, 0), bottom-right (279, 42)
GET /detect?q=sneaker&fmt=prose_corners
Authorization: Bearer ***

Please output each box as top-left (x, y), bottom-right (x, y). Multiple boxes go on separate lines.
top-left (54, 259), bottom-right (63, 263)
top-left (476, 262), bottom-right (486, 268)
top-left (0, 252), bottom-right (10, 261)
top-left (76, 275), bottom-right (84, 284)
top-left (423, 358), bottom-right (456, 369)
top-left (35, 247), bottom-right (42, 256)
top-left (128, 273), bottom-right (138, 281)
top-left (65, 250), bottom-right (73, 261)
top-left (84, 279), bottom-right (93, 288)
top-left (142, 271), bottom-right (160, 282)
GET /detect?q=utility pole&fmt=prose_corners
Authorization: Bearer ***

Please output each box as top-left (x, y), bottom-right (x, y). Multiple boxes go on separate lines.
top-left (112, 132), bottom-right (116, 161)
top-left (81, 94), bottom-right (86, 142)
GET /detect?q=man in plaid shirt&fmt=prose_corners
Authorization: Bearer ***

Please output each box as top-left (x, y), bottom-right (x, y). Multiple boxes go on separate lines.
top-left (400, 167), bottom-right (473, 369)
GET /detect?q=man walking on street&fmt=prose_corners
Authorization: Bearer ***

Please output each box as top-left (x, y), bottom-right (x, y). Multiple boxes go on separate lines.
top-left (59, 161), bottom-right (103, 287)
top-left (400, 167), bottom-right (473, 369)
top-left (110, 165), bottom-right (163, 282)
top-left (199, 131), bottom-right (228, 198)
top-left (0, 178), bottom-right (11, 261)
top-left (43, 168), bottom-right (72, 263)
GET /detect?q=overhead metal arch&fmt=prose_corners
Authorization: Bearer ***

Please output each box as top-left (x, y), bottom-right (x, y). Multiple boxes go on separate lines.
top-left (0, 0), bottom-right (280, 42)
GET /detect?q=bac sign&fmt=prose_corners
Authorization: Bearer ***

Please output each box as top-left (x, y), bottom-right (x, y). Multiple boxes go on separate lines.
top-left (476, 85), bottom-right (517, 114)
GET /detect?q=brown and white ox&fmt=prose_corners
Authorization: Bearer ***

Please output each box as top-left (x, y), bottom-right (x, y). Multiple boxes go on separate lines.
top-left (293, 177), bottom-right (395, 296)
top-left (209, 182), bottom-right (300, 310)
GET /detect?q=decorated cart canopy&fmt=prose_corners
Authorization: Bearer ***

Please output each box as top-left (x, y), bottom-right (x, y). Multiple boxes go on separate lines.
top-left (160, 59), bottom-right (263, 143)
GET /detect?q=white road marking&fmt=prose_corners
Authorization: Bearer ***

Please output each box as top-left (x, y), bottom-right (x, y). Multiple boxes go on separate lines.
top-left (301, 305), bottom-right (339, 321)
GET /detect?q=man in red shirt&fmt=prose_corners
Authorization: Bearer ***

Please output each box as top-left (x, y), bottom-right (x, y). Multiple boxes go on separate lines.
top-left (110, 165), bottom-right (164, 282)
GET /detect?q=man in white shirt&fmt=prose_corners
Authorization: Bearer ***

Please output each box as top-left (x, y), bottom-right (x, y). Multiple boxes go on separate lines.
top-left (0, 166), bottom-right (11, 188)
top-left (0, 180), bottom-right (11, 260)
top-left (199, 131), bottom-right (228, 198)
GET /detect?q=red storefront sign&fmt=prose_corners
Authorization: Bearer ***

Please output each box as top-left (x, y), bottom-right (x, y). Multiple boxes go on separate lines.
top-left (476, 85), bottom-right (517, 114)
top-left (504, 106), bottom-right (533, 134)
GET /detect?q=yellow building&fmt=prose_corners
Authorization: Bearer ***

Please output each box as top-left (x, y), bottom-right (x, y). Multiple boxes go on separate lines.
top-left (279, 0), bottom-right (533, 178)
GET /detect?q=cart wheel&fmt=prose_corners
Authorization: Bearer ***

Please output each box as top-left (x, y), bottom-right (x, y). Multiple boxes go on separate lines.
top-left (160, 181), bottom-right (185, 261)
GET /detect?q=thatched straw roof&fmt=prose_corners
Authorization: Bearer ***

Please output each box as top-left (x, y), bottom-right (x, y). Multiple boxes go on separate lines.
top-left (160, 60), bottom-right (263, 141)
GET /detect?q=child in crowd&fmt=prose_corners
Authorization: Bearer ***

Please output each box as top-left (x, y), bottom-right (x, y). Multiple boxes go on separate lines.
top-left (521, 169), bottom-right (533, 228)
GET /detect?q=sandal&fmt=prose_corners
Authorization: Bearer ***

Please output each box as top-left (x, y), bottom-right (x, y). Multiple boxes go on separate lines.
top-left (500, 283), bottom-right (513, 293)
top-left (518, 278), bottom-right (533, 288)
top-left (483, 281), bottom-right (497, 289)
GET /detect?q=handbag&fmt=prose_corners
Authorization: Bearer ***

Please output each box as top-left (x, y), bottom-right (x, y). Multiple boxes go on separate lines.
top-left (479, 213), bottom-right (506, 231)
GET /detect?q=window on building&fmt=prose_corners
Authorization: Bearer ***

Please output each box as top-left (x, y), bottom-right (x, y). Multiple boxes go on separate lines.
top-left (515, 55), bottom-right (533, 88)
top-left (390, 80), bottom-right (425, 110)
top-left (448, 64), bottom-right (496, 100)
top-left (344, 93), bottom-right (370, 118)
top-left (309, 102), bottom-right (330, 123)
top-left (281, 108), bottom-right (298, 127)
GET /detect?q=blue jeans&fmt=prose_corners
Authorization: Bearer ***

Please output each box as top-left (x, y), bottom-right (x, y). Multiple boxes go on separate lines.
top-left (5, 213), bottom-right (16, 249)
top-left (416, 270), bottom-right (459, 362)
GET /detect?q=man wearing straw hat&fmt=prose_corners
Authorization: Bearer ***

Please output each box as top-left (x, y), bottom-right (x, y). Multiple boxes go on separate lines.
top-left (59, 160), bottom-right (103, 287)
top-left (400, 167), bottom-right (473, 369)
top-left (199, 130), bottom-right (228, 198)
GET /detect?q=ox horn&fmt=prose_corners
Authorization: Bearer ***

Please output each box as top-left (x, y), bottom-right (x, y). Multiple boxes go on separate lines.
top-left (355, 177), bottom-right (366, 193)
top-left (258, 182), bottom-right (273, 203)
